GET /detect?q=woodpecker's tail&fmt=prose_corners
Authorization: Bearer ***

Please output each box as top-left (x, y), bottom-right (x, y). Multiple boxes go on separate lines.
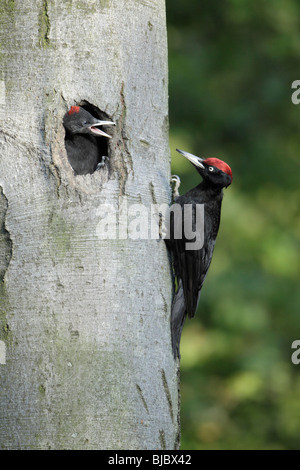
top-left (171, 280), bottom-right (186, 359)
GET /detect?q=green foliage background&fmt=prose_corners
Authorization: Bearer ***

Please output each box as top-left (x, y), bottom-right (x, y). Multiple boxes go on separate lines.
top-left (166, 0), bottom-right (300, 450)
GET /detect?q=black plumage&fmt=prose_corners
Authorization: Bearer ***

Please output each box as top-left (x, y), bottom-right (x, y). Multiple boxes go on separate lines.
top-left (63, 106), bottom-right (115, 175)
top-left (167, 149), bottom-right (232, 358)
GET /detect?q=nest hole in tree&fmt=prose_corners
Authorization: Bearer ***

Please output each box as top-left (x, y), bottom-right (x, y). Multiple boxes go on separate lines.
top-left (63, 101), bottom-right (114, 176)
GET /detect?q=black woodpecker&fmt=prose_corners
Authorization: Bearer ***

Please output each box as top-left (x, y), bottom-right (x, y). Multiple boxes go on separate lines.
top-left (63, 106), bottom-right (115, 175)
top-left (167, 148), bottom-right (232, 358)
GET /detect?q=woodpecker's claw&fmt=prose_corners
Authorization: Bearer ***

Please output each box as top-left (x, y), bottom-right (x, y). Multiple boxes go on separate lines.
top-left (171, 174), bottom-right (181, 200)
top-left (171, 174), bottom-right (181, 185)
top-left (96, 156), bottom-right (107, 169)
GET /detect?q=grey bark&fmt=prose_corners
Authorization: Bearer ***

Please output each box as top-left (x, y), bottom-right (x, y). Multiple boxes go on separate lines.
top-left (0, 0), bottom-right (179, 450)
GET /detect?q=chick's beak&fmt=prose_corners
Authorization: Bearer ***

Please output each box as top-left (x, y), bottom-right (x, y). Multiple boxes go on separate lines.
top-left (89, 120), bottom-right (115, 138)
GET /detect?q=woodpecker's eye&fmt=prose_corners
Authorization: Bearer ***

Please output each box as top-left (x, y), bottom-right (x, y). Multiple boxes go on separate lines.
top-left (208, 166), bottom-right (214, 172)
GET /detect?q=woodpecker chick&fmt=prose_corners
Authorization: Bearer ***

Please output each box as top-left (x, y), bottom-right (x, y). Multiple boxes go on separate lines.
top-left (167, 148), bottom-right (232, 358)
top-left (63, 106), bottom-right (115, 175)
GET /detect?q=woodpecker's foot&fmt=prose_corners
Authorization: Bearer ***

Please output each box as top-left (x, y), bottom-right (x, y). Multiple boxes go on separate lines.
top-left (96, 156), bottom-right (107, 170)
top-left (171, 174), bottom-right (181, 200)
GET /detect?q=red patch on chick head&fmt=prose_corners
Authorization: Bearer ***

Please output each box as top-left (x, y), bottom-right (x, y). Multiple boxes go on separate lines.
top-left (68, 106), bottom-right (80, 115)
top-left (204, 158), bottom-right (232, 181)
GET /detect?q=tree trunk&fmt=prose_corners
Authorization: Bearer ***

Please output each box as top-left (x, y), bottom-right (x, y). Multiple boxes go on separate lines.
top-left (0, 0), bottom-right (179, 450)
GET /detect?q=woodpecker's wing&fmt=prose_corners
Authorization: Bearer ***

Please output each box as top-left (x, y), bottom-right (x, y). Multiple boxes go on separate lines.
top-left (171, 199), bottom-right (217, 319)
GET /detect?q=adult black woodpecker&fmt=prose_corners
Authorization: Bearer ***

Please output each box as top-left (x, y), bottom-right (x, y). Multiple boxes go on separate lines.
top-left (63, 106), bottom-right (115, 175)
top-left (168, 148), bottom-right (232, 358)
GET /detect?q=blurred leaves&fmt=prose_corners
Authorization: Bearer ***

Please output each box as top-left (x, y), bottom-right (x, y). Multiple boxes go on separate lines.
top-left (166, 0), bottom-right (300, 450)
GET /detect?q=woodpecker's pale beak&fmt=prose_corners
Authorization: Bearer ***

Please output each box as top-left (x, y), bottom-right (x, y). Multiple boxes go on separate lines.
top-left (176, 149), bottom-right (205, 169)
top-left (89, 120), bottom-right (115, 138)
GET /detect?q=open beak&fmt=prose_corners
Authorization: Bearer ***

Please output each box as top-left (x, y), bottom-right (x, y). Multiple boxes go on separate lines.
top-left (89, 120), bottom-right (115, 138)
top-left (176, 148), bottom-right (205, 169)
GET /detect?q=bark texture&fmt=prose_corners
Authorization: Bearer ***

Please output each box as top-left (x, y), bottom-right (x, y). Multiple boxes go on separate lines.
top-left (0, 0), bottom-right (179, 450)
